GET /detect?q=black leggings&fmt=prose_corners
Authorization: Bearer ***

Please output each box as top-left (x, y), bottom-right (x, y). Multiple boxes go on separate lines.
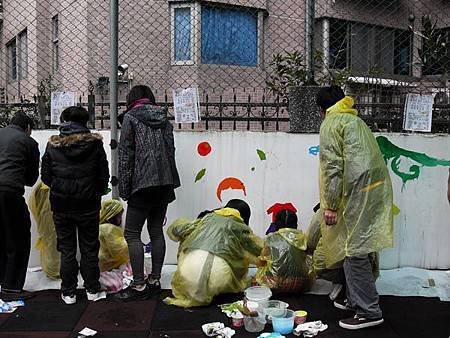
top-left (124, 204), bottom-right (167, 286)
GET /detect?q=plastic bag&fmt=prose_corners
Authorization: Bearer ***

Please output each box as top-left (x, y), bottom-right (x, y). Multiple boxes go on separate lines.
top-left (319, 96), bottom-right (393, 267)
top-left (256, 228), bottom-right (314, 293)
top-left (165, 208), bottom-right (263, 307)
top-left (29, 182), bottom-right (61, 280)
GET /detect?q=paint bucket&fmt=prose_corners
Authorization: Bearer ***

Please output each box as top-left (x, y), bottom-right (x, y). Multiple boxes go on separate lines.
top-left (231, 312), bottom-right (244, 328)
top-left (294, 310), bottom-right (308, 325)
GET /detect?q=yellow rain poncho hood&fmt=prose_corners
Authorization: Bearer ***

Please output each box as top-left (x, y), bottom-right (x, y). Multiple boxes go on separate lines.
top-left (165, 208), bottom-right (263, 307)
top-left (29, 182), bottom-right (61, 279)
top-left (256, 228), bottom-right (314, 292)
top-left (319, 96), bottom-right (393, 267)
top-left (99, 200), bottom-right (128, 272)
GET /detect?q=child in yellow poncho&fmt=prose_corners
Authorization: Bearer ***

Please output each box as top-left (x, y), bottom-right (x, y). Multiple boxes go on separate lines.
top-left (165, 199), bottom-right (263, 308)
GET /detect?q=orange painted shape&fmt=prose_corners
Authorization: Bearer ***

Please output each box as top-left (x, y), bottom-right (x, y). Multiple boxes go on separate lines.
top-left (216, 177), bottom-right (247, 202)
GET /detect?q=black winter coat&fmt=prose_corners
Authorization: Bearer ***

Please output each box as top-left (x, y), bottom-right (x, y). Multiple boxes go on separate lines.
top-left (118, 105), bottom-right (180, 200)
top-left (0, 125), bottom-right (40, 194)
top-left (41, 124), bottom-right (110, 213)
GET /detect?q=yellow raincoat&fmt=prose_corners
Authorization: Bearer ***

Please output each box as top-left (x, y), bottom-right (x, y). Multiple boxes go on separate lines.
top-left (98, 200), bottom-right (129, 272)
top-left (29, 182), bottom-right (60, 279)
top-left (256, 228), bottom-right (314, 293)
top-left (319, 96), bottom-right (393, 268)
top-left (165, 208), bottom-right (263, 308)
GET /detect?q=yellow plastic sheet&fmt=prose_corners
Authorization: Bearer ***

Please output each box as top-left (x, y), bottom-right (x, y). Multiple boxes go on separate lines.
top-left (256, 228), bottom-right (314, 293)
top-left (98, 200), bottom-right (128, 272)
top-left (29, 182), bottom-right (61, 279)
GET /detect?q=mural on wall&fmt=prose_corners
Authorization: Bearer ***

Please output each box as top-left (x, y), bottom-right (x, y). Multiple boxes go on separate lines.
top-left (197, 142), bottom-right (212, 157)
top-left (216, 177), bottom-right (247, 202)
top-left (308, 145), bottom-right (320, 156)
top-left (195, 168), bottom-right (206, 183)
top-left (376, 136), bottom-right (450, 185)
top-left (257, 149), bottom-right (267, 161)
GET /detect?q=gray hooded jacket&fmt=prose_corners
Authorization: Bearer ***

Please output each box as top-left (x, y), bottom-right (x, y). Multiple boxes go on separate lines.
top-left (118, 105), bottom-right (180, 200)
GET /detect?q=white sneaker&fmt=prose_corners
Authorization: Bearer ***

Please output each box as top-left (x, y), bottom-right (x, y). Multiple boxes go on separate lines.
top-left (61, 293), bottom-right (77, 305)
top-left (86, 290), bottom-right (106, 302)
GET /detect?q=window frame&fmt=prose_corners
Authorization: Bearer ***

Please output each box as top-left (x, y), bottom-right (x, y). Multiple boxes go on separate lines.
top-left (6, 38), bottom-right (17, 82)
top-left (170, 3), bottom-right (200, 66)
top-left (170, 2), bottom-right (264, 67)
top-left (52, 15), bottom-right (60, 73)
top-left (18, 29), bottom-right (28, 80)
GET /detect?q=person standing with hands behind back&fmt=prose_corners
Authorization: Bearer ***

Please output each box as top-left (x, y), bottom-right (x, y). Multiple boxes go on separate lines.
top-left (114, 85), bottom-right (180, 301)
top-left (317, 86), bottom-right (393, 330)
top-left (41, 106), bottom-right (109, 305)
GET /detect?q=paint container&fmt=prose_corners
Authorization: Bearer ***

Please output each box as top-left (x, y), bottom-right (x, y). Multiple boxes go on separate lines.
top-left (231, 312), bottom-right (244, 328)
top-left (244, 286), bottom-right (272, 309)
top-left (272, 309), bottom-right (295, 334)
top-left (294, 310), bottom-right (308, 325)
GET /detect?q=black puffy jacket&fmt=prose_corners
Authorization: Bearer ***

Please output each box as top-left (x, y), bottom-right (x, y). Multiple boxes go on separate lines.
top-left (41, 123), bottom-right (110, 213)
top-left (0, 125), bottom-right (40, 194)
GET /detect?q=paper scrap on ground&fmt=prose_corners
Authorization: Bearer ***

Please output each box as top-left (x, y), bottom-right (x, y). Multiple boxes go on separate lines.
top-left (202, 322), bottom-right (235, 338)
top-left (293, 320), bottom-right (328, 337)
top-left (78, 327), bottom-right (98, 336)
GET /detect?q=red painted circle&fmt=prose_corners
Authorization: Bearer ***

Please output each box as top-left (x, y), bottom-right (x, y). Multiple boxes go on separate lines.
top-left (197, 142), bottom-right (212, 156)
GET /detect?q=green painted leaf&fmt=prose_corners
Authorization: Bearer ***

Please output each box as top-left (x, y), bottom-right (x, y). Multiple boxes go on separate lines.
top-left (257, 149), bottom-right (267, 161)
top-left (195, 168), bottom-right (206, 182)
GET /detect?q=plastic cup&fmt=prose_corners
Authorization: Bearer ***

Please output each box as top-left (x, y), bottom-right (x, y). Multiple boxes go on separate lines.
top-left (272, 309), bottom-right (295, 334)
top-left (231, 313), bottom-right (244, 328)
top-left (244, 286), bottom-right (272, 309)
top-left (294, 310), bottom-right (308, 325)
top-left (243, 312), bottom-right (266, 333)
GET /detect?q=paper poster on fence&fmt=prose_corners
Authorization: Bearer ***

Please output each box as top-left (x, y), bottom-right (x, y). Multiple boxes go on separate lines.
top-left (50, 91), bottom-right (76, 125)
top-left (173, 88), bottom-right (200, 124)
top-left (403, 93), bottom-right (433, 132)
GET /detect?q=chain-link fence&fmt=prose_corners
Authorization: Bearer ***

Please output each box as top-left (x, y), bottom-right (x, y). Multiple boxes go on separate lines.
top-left (0, 0), bottom-right (449, 132)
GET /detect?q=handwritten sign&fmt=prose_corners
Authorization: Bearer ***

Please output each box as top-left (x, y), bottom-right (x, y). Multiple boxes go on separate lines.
top-left (50, 91), bottom-right (76, 125)
top-left (173, 88), bottom-right (200, 124)
top-left (403, 93), bottom-right (433, 132)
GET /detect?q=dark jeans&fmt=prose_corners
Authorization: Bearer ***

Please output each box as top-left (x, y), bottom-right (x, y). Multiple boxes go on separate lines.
top-left (124, 203), bottom-right (167, 286)
top-left (344, 255), bottom-right (382, 319)
top-left (0, 192), bottom-right (31, 291)
top-left (53, 211), bottom-right (101, 296)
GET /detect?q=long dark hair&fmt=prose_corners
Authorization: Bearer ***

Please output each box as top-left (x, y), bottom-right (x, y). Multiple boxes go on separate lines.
top-left (316, 85), bottom-right (345, 112)
top-left (126, 85), bottom-right (156, 109)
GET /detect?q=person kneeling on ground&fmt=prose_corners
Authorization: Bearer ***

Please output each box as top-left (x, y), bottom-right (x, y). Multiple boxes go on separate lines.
top-left (306, 203), bottom-right (379, 303)
top-left (256, 209), bottom-right (314, 293)
top-left (165, 199), bottom-right (263, 308)
top-left (98, 199), bottom-right (134, 293)
top-left (41, 106), bottom-right (110, 305)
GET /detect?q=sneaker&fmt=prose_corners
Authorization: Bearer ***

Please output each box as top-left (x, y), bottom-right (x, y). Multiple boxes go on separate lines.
top-left (329, 283), bottom-right (343, 301)
top-left (339, 314), bottom-right (384, 330)
top-left (111, 284), bottom-right (152, 301)
top-left (0, 289), bottom-right (35, 301)
top-left (146, 278), bottom-right (161, 293)
top-left (334, 298), bottom-right (355, 311)
top-left (86, 290), bottom-right (107, 302)
top-left (61, 293), bottom-right (77, 305)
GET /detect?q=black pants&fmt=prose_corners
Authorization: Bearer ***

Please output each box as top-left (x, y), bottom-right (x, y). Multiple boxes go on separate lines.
top-left (124, 204), bottom-right (167, 286)
top-left (0, 191), bottom-right (31, 291)
top-left (53, 211), bottom-right (101, 296)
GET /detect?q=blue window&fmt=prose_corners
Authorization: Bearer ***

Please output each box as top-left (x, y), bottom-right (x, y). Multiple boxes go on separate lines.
top-left (201, 6), bottom-right (258, 66)
top-left (174, 7), bottom-right (192, 62)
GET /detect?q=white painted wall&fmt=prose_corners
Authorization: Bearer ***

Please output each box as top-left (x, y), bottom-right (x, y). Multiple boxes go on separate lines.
top-left (26, 131), bottom-right (450, 269)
